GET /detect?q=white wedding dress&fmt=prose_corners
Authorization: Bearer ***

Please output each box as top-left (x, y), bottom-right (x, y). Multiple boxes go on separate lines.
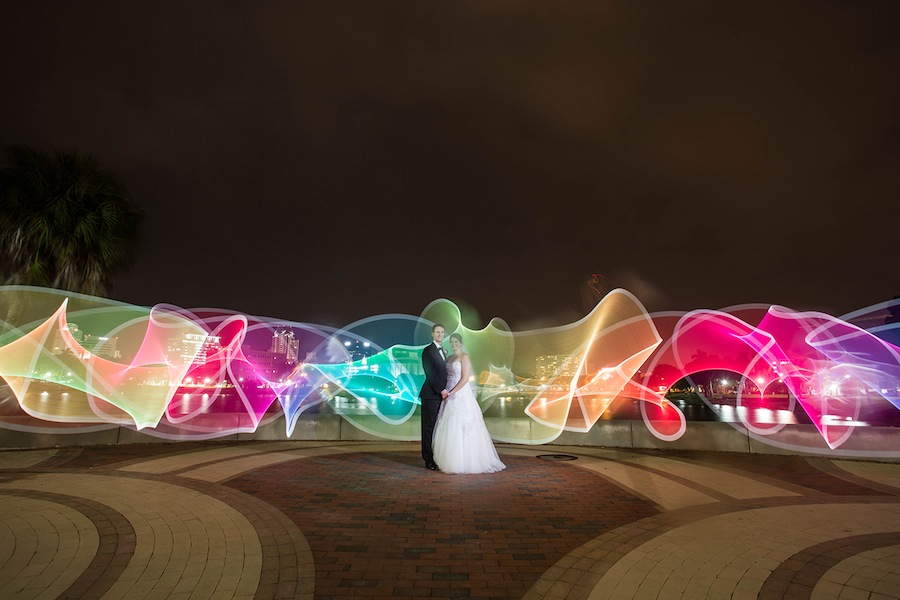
top-left (432, 359), bottom-right (506, 474)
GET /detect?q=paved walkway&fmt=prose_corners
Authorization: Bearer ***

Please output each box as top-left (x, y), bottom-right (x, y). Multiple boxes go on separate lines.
top-left (1, 441), bottom-right (899, 599)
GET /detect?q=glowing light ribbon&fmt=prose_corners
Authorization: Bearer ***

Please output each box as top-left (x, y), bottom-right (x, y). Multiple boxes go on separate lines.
top-left (519, 289), bottom-right (680, 442)
top-left (0, 298), bottom-right (202, 429)
top-left (647, 305), bottom-right (900, 448)
top-left (1, 286), bottom-right (898, 454)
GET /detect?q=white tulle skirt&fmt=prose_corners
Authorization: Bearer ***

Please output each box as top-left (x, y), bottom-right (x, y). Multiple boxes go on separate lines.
top-left (432, 384), bottom-right (506, 474)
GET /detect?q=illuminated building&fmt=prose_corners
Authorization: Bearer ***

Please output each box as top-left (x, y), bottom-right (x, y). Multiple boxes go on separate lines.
top-left (389, 347), bottom-right (424, 377)
top-left (242, 350), bottom-right (286, 377)
top-left (50, 322), bottom-right (119, 359)
top-left (269, 328), bottom-right (299, 364)
top-left (535, 353), bottom-right (582, 379)
top-left (168, 333), bottom-right (222, 366)
top-left (241, 329), bottom-right (301, 378)
top-left (50, 323), bottom-right (83, 355)
top-left (90, 335), bottom-right (120, 360)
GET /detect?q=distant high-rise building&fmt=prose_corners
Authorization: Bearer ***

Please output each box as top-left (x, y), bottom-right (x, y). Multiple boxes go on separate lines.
top-left (50, 323), bottom-right (83, 355)
top-left (50, 323), bottom-right (120, 359)
top-left (90, 335), bottom-right (120, 360)
top-left (269, 329), bottom-right (299, 364)
top-left (168, 333), bottom-right (223, 365)
top-left (535, 353), bottom-right (582, 379)
top-left (238, 329), bottom-right (301, 378)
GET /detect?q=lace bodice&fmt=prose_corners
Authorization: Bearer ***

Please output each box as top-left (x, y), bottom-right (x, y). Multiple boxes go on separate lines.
top-left (446, 359), bottom-right (462, 390)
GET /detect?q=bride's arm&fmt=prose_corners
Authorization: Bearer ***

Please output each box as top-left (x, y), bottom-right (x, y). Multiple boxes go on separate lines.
top-left (447, 355), bottom-right (473, 396)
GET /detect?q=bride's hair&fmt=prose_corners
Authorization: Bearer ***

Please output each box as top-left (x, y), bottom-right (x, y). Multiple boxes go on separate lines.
top-left (449, 332), bottom-right (467, 355)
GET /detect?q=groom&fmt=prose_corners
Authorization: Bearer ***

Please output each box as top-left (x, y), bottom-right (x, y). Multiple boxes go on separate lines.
top-left (420, 323), bottom-right (448, 470)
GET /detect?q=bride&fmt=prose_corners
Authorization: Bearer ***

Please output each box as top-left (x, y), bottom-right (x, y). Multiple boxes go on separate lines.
top-left (432, 333), bottom-right (506, 474)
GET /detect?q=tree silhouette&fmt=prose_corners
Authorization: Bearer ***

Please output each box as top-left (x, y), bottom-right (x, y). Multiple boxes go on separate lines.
top-left (0, 146), bottom-right (142, 296)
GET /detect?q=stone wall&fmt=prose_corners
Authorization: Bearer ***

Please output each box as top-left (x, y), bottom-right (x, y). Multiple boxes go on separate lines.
top-left (2, 415), bottom-right (899, 459)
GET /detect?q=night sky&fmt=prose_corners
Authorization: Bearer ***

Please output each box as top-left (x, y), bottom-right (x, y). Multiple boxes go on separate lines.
top-left (2, 1), bottom-right (899, 328)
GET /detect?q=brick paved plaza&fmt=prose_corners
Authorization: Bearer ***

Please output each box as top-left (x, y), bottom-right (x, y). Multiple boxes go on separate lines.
top-left (1, 441), bottom-right (900, 599)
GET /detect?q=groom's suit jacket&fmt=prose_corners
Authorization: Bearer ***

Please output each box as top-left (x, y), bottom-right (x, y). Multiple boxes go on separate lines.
top-left (419, 343), bottom-right (448, 401)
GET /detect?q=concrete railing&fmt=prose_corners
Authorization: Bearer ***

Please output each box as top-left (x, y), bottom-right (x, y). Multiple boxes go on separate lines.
top-left (2, 415), bottom-right (899, 459)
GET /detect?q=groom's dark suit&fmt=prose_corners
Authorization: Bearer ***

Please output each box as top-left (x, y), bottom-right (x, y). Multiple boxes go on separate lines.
top-left (420, 342), bottom-right (447, 468)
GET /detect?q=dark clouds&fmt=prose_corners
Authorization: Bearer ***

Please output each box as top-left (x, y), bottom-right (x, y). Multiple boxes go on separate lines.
top-left (2, 1), bottom-right (898, 327)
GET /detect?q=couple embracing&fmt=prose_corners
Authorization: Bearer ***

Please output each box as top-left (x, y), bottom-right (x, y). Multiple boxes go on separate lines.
top-left (419, 323), bottom-right (506, 474)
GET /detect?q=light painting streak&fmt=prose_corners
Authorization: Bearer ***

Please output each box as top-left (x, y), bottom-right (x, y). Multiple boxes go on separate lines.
top-left (0, 286), bottom-right (898, 454)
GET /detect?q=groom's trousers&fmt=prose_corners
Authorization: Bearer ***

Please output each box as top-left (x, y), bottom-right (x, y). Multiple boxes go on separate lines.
top-left (421, 397), bottom-right (442, 465)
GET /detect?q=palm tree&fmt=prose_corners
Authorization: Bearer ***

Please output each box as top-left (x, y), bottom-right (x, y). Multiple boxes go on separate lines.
top-left (0, 145), bottom-right (143, 297)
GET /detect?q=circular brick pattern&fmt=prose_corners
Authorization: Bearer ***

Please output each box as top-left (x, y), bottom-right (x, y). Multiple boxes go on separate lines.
top-left (0, 489), bottom-right (134, 599)
top-left (1, 473), bottom-right (265, 599)
top-left (3, 442), bottom-right (900, 600)
top-left (228, 451), bottom-right (658, 599)
top-left (0, 494), bottom-right (97, 597)
top-left (760, 533), bottom-right (900, 599)
top-left (547, 502), bottom-right (900, 600)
